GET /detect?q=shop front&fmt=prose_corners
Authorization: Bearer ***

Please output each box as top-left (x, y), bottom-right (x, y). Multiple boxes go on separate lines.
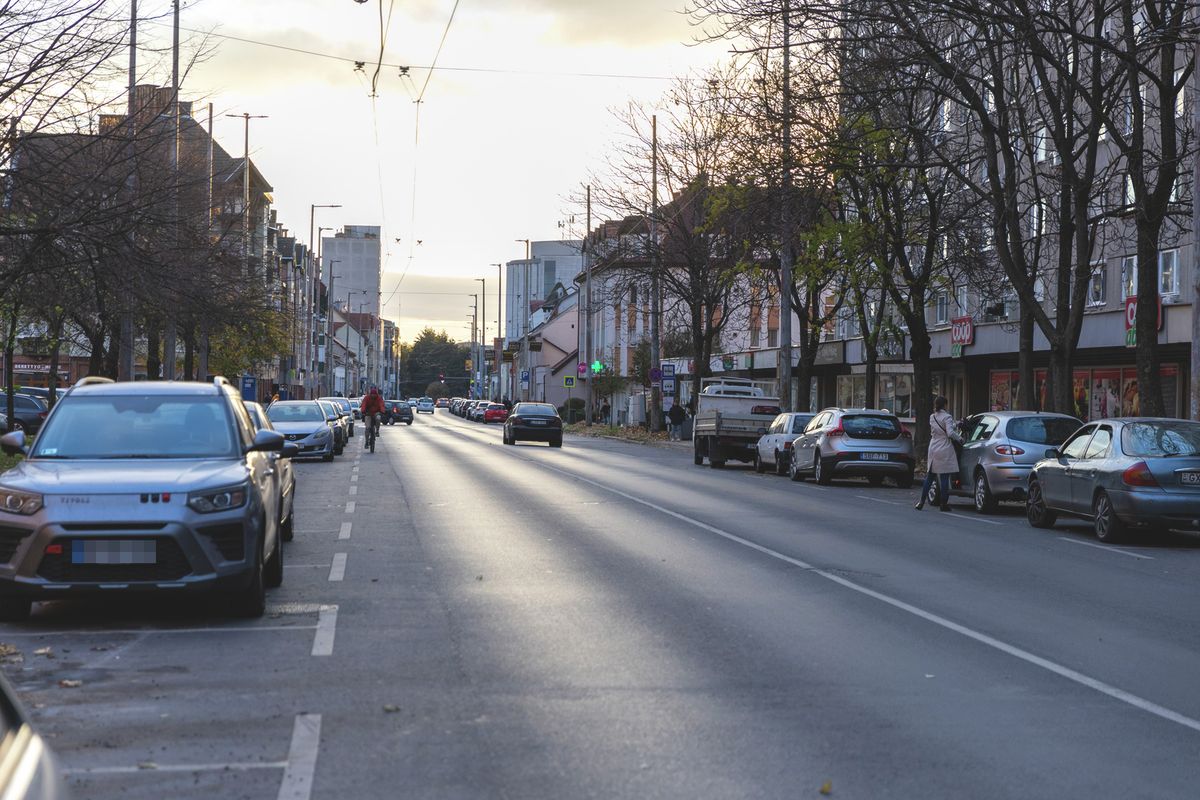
top-left (984, 361), bottom-right (1184, 421)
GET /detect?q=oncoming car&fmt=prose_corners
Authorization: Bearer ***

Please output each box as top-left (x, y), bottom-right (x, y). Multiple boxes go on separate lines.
top-left (0, 377), bottom-right (290, 621)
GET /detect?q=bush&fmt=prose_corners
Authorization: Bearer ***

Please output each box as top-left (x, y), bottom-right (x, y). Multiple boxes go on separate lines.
top-left (558, 396), bottom-right (586, 423)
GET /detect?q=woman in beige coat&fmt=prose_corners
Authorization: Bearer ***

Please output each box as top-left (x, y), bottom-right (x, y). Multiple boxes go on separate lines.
top-left (915, 396), bottom-right (961, 511)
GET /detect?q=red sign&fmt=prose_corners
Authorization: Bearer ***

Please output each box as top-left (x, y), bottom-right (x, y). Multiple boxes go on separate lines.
top-left (577, 362), bottom-right (587, 376)
top-left (1124, 296), bottom-right (1163, 331)
top-left (950, 316), bottom-right (975, 346)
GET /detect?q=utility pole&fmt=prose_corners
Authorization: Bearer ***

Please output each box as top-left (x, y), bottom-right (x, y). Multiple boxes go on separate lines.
top-left (584, 185), bottom-right (593, 427)
top-left (470, 297), bottom-right (479, 398)
top-left (1192, 22), bottom-right (1200, 419)
top-left (516, 239), bottom-right (532, 400)
top-left (476, 278), bottom-right (487, 399)
top-left (325, 261), bottom-right (341, 395)
top-left (490, 263), bottom-right (502, 400)
top-left (650, 116), bottom-right (663, 432)
top-left (162, 0), bottom-right (180, 381)
top-left (226, 113), bottom-right (268, 279)
top-left (309, 205), bottom-right (340, 397)
top-left (777, 0), bottom-right (795, 411)
top-left (119, 0), bottom-right (138, 382)
top-left (198, 101), bottom-right (213, 382)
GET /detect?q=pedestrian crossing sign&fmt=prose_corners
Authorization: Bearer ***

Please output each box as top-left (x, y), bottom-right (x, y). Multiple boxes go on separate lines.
top-left (563, 376), bottom-right (576, 389)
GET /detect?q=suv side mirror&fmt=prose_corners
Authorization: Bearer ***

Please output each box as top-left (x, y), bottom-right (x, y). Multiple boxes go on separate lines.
top-left (0, 431), bottom-right (27, 457)
top-left (1045, 448), bottom-right (1061, 460)
top-left (247, 429), bottom-right (285, 453)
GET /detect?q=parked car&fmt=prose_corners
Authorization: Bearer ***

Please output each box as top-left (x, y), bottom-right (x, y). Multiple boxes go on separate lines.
top-left (0, 393), bottom-right (48, 435)
top-left (503, 402), bottom-right (563, 447)
top-left (788, 408), bottom-right (915, 487)
top-left (483, 403), bottom-right (509, 424)
top-left (386, 399), bottom-right (413, 425)
top-left (416, 397), bottom-right (435, 414)
top-left (245, 401), bottom-right (296, 541)
top-left (754, 412), bottom-right (816, 476)
top-left (315, 399), bottom-right (347, 454)
top-left (946, 411), bottom-right (1082, 513)
top-left (471, 401), bottom-right (490, 422)
top-left (0, 670), bottom-right (66, 799)
top-left (267, 401), bottom-right (336, 462)
top-left (435, 397), bottom-right (450, 408)
top-left (0, 376), bottom-right (289, 620)
top-left (348, 397), bottom-right (363, 420)
top-left (1027, 418), bottom-right (1200, 542)
top-left (320, 396), bottom-right (356, 435)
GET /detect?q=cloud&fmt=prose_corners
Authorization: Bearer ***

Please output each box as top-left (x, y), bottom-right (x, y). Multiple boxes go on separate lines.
top-left (486, 0), bottom-right (697, 47)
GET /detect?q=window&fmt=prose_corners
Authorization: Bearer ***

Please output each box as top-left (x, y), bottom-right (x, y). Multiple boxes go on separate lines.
top-left (1028, 201), bottom-right (1044, 236)
top-left (877, 375), bottom-right (913, 417)
top-left (1176, 68), bottom-right (1187, 118)
top-left (1036, 127), bottom-right (1051, 163)
top-left (1121, 256), bottom-right (1137, 299)
top-left (1170, 176), bottom-right (1183, 205)
top-left (955, 284), bottom-right (968, 313)
top-left (1088, 263), bottom-right (1106, 306)
top-left (1124, 173), bottom-right (1136, 207)
top-left (1060, 425), bottom-right (1096, 459)
top-left (966, 415), bottom-right (999, 442)
top-left (935, 291), bottom-right (950, 325)
top-left (1159, 249), bottom-right (1179, 296)
top-left (767, 328), bottom-right (779, 348)
top-left (1084, 426), bottom-right (1113, 459)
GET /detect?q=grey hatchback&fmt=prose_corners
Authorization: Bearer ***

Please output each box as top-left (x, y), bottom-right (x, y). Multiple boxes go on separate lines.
top-left (1027, 418), bottom-right (1200, 542)
top-left (789, 408), bottom-right (915, 487)
top-left (0, 377), bottom-right (289, 620)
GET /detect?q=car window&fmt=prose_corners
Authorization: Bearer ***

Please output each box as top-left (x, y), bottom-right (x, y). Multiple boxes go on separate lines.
top-left (1006, 416), bottom-right (1082, 445)
top-left (268, 402), bottom-right (325, 423)
top-left (229, 397), bottom-right (257, 446)
top-left (841, 414), bottom-right (901, 438)
top-left (514, 403), bottom-right (557, 416)
top-left (1083, 426), bottom-right (1113, 459)
top-left (804, 413), bottom-right (827, 433)
top-left (966, 416), bottom-right (999, 443)
top-left (1059, 425), bottom-right (1095, 459)
top-left (769, 414), bottom-right (785, 434)
top-left (791, 414), bottom-right (814, 434)
top-left (1122, 421), bottom-right (1200, 457)
top-left (32, 395), bottom-right (237, 459)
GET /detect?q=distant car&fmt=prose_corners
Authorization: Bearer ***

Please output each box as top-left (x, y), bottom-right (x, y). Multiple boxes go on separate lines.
top-left (1027, 418), bottom-right (1200, 542)
top-left (407, 399), bottom-right (418, 408)
top-left (469, 401), bottom-right (488, 422)
top-left (0, 669), bottom-right (66, 798)
top-left (0, 377), bottom-right (288, 620)
top-left (348, 397), bottom-right (363, 420)
top-left (754, 412), bottom-right (816, 476)
top-left (950, 411), bottom-right (1082, 513)
top-left (788, 408), bottom-right (914, 487)
top-left (503, 402), bottom-right (562, 447)
top-left (416, 397), bottom-right (435, 414)
top-left (387, 400), bottom-right (413, 425)
top-left (483, 403), bottom-right (509, 423)
top-left (245, 401), bottom-right (297, 542)
top-left (315, 399), bottom-right (347, 454)
top-left (320, 397), bottom-right (356, 435)
top-left (0, 394), bottom-right (48, 435)
top-left (435, 397), bottom-right (449, 408)
top-left (267, 401), bottom-right (335, 462)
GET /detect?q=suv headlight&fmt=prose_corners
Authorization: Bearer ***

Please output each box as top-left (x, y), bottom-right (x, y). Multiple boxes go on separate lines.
top-left (187, 484), bottom-right (248, 514)
top-left (0, 487), bottom-right (42, 516)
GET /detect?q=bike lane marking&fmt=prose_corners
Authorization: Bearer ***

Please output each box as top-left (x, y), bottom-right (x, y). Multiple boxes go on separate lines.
top-left (338, 522), bottom-right (352, 540)
top-left (276, 713), bottom-right (322, 800)
top-left (328, 554), bottom-right (347, 582)
top-left (311, 606), bottom-right (338, 656)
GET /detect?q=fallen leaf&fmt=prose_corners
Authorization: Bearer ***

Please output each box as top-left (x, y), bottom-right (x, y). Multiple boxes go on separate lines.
top-left (0, 644), bottom-right (18, 658)
top-left (137, 762), bottom-right (157, 770)
top-left (475, 575), bottom-right (484, 581)
top-left (819, 781), bottom-right (833, 795)
top-left (58, 679), bottom-right (82, 689)
top-left (382, 704), bottom-right (400, 713)
top-left (33, 647), bottom-right (53, 657)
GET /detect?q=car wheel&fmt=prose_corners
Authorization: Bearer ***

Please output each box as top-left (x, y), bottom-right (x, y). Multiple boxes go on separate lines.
top-left (754, 452), bottom-right (766, 473)
top-left (866, 475), bottom-right (884, 487)
top-left (1093, 491), bottom-right (1127, 543)
top-left (550, 437), bottom-right (562, 448)
top-left (1026, 479), bottom-right (1057, 529)
top-left (789, 452), bottom-right (805, 483)
top-left (229, 535), bottom-right (266, 618)
top-left (814, 454), bottom-right (832, 485)
top-left (264, 529), bottom-right (284, 589)
top-left (974, 471), bottom-right (998, 514)
top-left (693, 440), bottom-right (704, 466)
top-left (281, 504), bottom-right (294, 542)
top-left (0, 597), bottom-right (32, 622)
top-left (775, 452), bottom-right (789, 477)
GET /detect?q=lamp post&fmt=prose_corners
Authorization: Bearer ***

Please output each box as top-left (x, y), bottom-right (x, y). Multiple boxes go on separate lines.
top-left (490, 263), bottom-right (502, 400)
top-left (475, 278), bottom-right (486, 400)
top-left (308, 205), bottom-right (340, 398)
top-left (515, 239), bottom-right (532, 401)
top-left (323, 263), bottom-right (342, 395)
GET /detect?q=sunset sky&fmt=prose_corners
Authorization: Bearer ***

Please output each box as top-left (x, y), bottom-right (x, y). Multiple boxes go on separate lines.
top-left (139, 0), bottom-right (727, 342)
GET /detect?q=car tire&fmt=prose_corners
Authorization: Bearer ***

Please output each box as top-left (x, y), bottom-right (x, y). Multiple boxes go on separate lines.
top-left (754, 452), bottom-right (766, 473)
top-left (229, 537), bottom-right (266, 618)
top-left (550, 437), bottom-right (562, 448)
top-left (814, 454), bottom-right (832, 485)
top-left (866, 475), bottom-right (884, 487)
top-left (895, 472), bottom-right (914, 489)
top-left (789, 453), bottom-right (805, 483)
top-left (0, 597), bottom-right (32, 622)
top-left (775, 452), bottom-right (789, 477)
top-left (281, 505), bottom-right (294, 543)
top-left (322, 451), bottom-right (334, 463)
top-left (264, 531), bottom-right (284, 589)
top-left (1093, 491), bottom-right (1127, 543)
top-left (1026, 479), bottom-right (1057, 529)
top-left (974, 471), bottom-right (998, 514)
top-left (693, 440), bottom-right (704, 466)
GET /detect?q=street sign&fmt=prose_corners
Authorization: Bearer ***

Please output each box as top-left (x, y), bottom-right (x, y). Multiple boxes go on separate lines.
top-left (662, 377), bottom-right (676, 394)
top-left (240, 375), bottom-right (256, 401)
top-left (649, 367), bottom-right (662, 383)
top-left (950, 316), bottom-right (974, 346)
top-left (520, 370), bottom-right (529, 382)
top-left (661, 363), bottom-right (675, 378)
top-left (563, 376), bottom-right (576, 389)
top-left (1123, 296), bottom-right (1164, 348)
top-left (577, 362), bottom-right (587, 376)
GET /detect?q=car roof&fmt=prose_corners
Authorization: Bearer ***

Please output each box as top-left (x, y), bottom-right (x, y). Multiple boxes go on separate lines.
top-left (71, 381), bottom-right (230, 397)
top-left (975, 410), bottom-right (1081, 419)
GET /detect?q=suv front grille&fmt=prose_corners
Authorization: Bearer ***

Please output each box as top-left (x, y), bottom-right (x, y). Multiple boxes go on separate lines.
top-left (199, 522), bottom-right (245, 561)
top-left (0, 525), bottom-right (32, 563)
top-left (37, 537), bottom-right (191, 583)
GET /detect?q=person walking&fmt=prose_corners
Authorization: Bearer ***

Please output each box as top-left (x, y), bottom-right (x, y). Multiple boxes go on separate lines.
top-left (915, 395), bottom-right (961, 512)
top-left (667, 401), bottom-right (686, 441)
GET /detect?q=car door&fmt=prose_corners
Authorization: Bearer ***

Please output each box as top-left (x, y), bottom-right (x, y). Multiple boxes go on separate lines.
top-left (763, 415), bottom-right (785, 463)
top-left (958, 415), bottom-right (998, 486)
top-left (1070, 424), bottom-right (1113, 513)
top-left (794, 412), bottom-right (827, 468)
top-left (235, 401), bottom-right (278, 546)
top-left (1040, 425), bottom-right (1095, 510)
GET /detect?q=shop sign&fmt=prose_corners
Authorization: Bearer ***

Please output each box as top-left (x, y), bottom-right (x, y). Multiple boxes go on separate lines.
top-left (950, 316), bottom-right (974, 360)
top-left (1123, 295), bottom-right (1163, 347)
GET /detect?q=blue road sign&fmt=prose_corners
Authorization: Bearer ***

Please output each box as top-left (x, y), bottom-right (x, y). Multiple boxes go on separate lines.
top-left (240, 375), bottom-right (257, 401)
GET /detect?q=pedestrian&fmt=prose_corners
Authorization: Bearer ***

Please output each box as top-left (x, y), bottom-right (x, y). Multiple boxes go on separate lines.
top-left (667, 401), bottom-right (686, 440)
top-left (915, 395), bottom-right (961, 512)
top-left (600, 400), bottom-right (611, 425)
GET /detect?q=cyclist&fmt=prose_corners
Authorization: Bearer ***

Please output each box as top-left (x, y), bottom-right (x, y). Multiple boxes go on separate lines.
top-left (360, 388), bottom-right (386, 451)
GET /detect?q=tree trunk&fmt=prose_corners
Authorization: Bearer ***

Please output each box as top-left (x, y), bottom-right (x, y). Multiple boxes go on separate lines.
top-left (103, 321), bottom-right (121, 378)
top-left (910, 330), bottom-right (933, 463)
top-left (1017, 308), bottom-right (1035, 410)
top-left (1134, 224), bottom-right (1165, 415)
top-left (46, 320), bottom-right (63, 410)
top-left (1048, 345), bottom-right (1074, 416)
top-left (146, 325), bottom-right (161, 382)
top-left (183, 330), bottom-right (195, 381)
top-left (4, 314), bottom-right (18, 432)
top-left (86, 327), bottom-right (106, 376)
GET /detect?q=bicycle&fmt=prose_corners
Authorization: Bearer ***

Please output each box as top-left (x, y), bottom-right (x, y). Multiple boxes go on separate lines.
top-left (366, 412), bottom-right (381, 453)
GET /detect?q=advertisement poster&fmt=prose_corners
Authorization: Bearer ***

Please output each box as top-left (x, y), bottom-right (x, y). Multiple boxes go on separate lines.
top-left (990, 371), bottom-right (1011, 411)
top-left (1160, 365), bottom-right (1179, 418)
top-left (1121, 369), bottom-right (1140, 417)
top-left (1035, 370), bottom-right (1048, 411)
top-left (1072, 371), bottom-right (1090, 420)
top-left (1091, 369), bottom-right (1121, 420)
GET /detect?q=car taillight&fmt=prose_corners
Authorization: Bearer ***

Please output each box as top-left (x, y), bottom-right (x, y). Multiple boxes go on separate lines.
top-left (899, 429), bottom-right (912, 439)
top-left (38, 412), bottom-right (47, 419)
top-left (826, 422), bottom-right (845, 437)
top-left (783, 441), bottom-right (793, 449)
top-left (509, 416), bottom-right (522, 424)
top-left (1122, 461), bottom-right (1159, 488)
top-left (995, 445), bottom-right (1025, 456)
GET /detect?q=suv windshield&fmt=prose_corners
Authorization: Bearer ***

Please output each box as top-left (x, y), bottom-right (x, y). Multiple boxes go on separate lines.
top-left (1122, 421), bottom-right (1200, 457)
top-left (1006, 416), bottom-right (1081, 445)
top-left (268, 402), bottom-right (326, 423)
top-left (32, 395), bottom-right (237, 459)
top-left (841, 414), bottom-right (900, 439)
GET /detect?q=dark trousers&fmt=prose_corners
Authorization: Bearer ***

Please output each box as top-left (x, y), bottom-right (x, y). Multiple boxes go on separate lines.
top-left (921, 471), bottom-right (951, 505)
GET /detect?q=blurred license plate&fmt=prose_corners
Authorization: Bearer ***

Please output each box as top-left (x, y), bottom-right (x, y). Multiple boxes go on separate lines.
top-left (1181, 472), bottom-right (1200, 485)
top-left (528, 420), bottom-right (547, 425)
top-left (72, 540), bottom-right (156, 565)
top-left (861, 453), bottom-right (890, 461)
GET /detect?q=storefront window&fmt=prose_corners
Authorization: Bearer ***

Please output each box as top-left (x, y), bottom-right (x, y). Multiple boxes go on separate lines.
top-left (837, 375), bottom-right (867, 409)
top-left (878, 374), bottom-right (913, 417)
top-left (990, 366), bottom-right (1180, 420)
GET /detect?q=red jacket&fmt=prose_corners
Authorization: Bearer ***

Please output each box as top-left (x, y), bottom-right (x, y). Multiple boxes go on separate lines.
top-left (360, 393), bottom-right (386, 416)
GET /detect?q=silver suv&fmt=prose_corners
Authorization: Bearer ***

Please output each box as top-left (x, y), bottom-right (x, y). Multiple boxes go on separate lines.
top-left (788, 408), bottom-right (915, 487)
top-left (951, 411), bottom-right (1081, 513)
top-left (0, 377), bottom-right (290, 621)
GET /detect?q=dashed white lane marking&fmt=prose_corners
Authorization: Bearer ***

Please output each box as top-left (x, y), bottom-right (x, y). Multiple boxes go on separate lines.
top-left (855, 494), bottom-right (904, 506)
top-left (276, 714), bottom-right (322, 800)
top-left (349, 485), bottom-right (358, 496)
top-left (311, 606), bottom-right (338, 656)
top-left (285, 564), bottom-right (332, 569)
top-left (535, 462), bottom-right (1200, 735)
top-left (945, 511), bottom-right (1004, 526)
top-left (350, 474), bottom-right (359, 483)
top-left (345, 501), bottom-right (356, 514)
top-left (328, 553), bottom-right (347, 582)
top-left (2, 625), bottom-right (317, 637)
top-left (1059, 537), bottom-right (1154, 560)
top-left (338, 522), bottom-right (352, 540)
top-left (67, 761), bottom-right (288, 775)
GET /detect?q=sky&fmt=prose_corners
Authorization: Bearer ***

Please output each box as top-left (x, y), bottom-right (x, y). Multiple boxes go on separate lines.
top-left (135, 0), bottom-right (728, 342)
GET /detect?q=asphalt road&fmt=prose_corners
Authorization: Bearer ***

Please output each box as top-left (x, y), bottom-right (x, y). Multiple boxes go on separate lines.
top-left (4, 408), bottom-right (1200, 799)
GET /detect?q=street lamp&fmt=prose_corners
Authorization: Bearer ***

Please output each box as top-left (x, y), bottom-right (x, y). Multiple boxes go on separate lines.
top-left (514, 240), bottom-right (533, 401)
top-left (323, 263), bottom-right (342, 395)
top-left (475, 278), bottom-right (487, 400)
top-left (307, 206), bottom-right (340, 398)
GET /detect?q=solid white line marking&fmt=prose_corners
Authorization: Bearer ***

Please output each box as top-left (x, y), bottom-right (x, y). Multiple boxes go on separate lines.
top-left (328, 553), bottom-right (347, 582)
top-left (348, 485), bottom-right (358, 496)
top-left (535, 463), bottom-right (1200, 734)
top-left (345, 501), bottom-right (356, 514)
top-left (66, 761), bottom-right (288, 775)
top-left (338, 522), bottom-right (352, 540)
top-left (311, 606), bottom-right (337, 656)
top-left (1058, 537), bottom-right (1154, 560)
top-left (944, 511), bottom-right (1004, 526)
top-left (855, 494), bottom-right (904, 506)
top-left (284, 564), bottom-right (332, 569)
top-left (1, 625), bottom-right (317, 637)
top-left (277, 714), bottom-right (321, 800)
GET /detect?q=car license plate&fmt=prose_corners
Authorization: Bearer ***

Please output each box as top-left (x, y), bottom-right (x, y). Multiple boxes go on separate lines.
top-left (71, 540), bottom-right (156, 565)
top-left (861, 452), bottom-right (890, 461)
top-left (1180, 471), bottom-right (1200, 485)
top-left (528, 420), bottom-right (547, 425)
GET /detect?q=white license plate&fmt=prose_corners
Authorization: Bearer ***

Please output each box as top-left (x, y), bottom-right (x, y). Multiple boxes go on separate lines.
top-left (71, 540), bottom-right (156, 565)
top-left (1181, 472), bottom-right (1200, 485)
top-left (861, 453), bottom-right (890, 461)
top-left (528, 420), bottom-right (547, 425)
